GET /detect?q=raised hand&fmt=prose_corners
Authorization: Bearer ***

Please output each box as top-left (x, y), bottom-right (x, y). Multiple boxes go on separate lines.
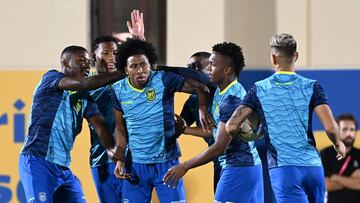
top-left (127, 9), bottom-right (145, 40)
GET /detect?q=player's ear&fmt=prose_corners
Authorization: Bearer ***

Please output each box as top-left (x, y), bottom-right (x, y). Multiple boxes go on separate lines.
top-left (224, 66), bottom-right (232, 75)
top-left (270, 53), bottom-right (276, 66)
top-left (293, 52), bottom-right (299, 63)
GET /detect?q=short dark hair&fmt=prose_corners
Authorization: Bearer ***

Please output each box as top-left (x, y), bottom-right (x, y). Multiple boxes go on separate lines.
top-left (91, 35), bottom-right (119, 53)
top-left (336, 113), bottom-right (358, 130)
top-left (60, 45), bottom-right (87, 61)
top-left (190, 51), bottom-right (211, 59)
top-left (115, 38), bottom-right (158, 72)
top-left (212, 42), bottom-right (245, 76)
top-left (270, 33), bottom-right (297, 57)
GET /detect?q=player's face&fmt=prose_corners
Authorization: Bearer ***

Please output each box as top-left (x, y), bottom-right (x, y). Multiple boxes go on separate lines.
top-left (125, 54), bottom-right (151, 89)
top-left (187, 56), bottom-right (209, 74)
top-left (94, 42), bottom-right (117, 74)
top-left (339, 120), bottom-right (357, 147)
top-left (206, 52), bottom-right (226, 84)
top-left (68, 51), bottom-right (91, 78)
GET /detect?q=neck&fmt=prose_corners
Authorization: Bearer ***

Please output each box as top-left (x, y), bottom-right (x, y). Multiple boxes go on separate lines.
top-left (218, 76), bottom-right (236, 91)
top-left (275, 65), bottom-right (295, 72)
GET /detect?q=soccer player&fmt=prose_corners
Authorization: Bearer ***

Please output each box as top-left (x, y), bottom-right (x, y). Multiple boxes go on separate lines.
top-left (178, 51), bottom-right (221, 192)
top-left (164, 42), bottom-right (264, 203)
top-left (19, 45), bottom-right (123, 203)
top-left (321, 113), bottom-right (360, 203)
top-left (225, 33), bottom-right (347, 203)
top-left (88, 10), bottom-right (144, 203)
top-left (111, 38), bottom-right (212, 202)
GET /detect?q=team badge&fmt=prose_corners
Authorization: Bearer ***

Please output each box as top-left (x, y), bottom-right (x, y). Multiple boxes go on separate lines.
top-left (38, 192), bottom-right (47, 202)
top-left (146, 88), bottom-right (156, 101)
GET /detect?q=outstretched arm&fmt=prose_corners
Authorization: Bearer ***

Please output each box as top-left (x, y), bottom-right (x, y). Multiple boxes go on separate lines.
top-left (225, 105), bottom-right (253, 137)
top-left (163, 122), bottom-right (231, 188)
top-left (315, 104), bottom-right (346, 160)
top-left (58, 72), bottom-right (125, 91)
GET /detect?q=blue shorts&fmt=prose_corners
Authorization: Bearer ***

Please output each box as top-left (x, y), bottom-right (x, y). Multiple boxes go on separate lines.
top-left (269, 166), bottom-right (325, 203)
top-left (215, 165), bottom-right (264, 203)
top-left (91, 162), bottom-right (122, 203)
top-left (19, 154), bottom-right (86, 203)
top-left (122, 159), bottom-right (186, 202)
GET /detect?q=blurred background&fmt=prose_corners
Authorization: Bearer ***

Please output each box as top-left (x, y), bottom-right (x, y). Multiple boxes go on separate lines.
top-left (1, 0), bottom-right (359, 202)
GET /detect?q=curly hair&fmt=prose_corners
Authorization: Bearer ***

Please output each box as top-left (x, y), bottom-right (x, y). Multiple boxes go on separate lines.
top-left (91, 35), bottom-right (119, 53)
top-left (270, 33), bottom-right (297, 57)
top-left (115, 38), bottom-right (158, 72)
top-left (212, 42), bottom-right (245, 76)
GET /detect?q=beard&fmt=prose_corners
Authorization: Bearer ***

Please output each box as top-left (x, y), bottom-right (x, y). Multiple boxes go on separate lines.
top-left (342, 137), bottom-right (355, 148)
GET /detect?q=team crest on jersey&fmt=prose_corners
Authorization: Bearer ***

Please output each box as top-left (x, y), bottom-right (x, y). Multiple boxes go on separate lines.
top-left (69, 91), bottom-right (83, 113)
top-left (38, 192), bottom-right (47, 202)
top-left (146, 88), bottom-right (156, 101)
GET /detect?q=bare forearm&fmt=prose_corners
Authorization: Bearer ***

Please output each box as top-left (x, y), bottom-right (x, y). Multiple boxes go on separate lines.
top-left (184, 127), bottom-right (212, 138)
top-left (115, 130), bottom-right (128, 152)
top-left (96, 129), bottom-right (114, 149)
top-left (225, 105), bottom-right (252, 136)
top-left (326, 178), bottom-right (344, 191)
top-left (184, 145), bottom-right (224, 170)
top-left (332, 176), bottom-right (360, 190)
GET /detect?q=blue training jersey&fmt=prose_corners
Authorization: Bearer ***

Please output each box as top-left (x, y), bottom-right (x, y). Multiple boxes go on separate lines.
top-left (88, 85), bottom-right (115, 167)
top-left (21, 70), bottom-right (100, 167)
top-left (111, 71), bottom-right (185, 164)
top-left (211, 80), bottom-right (261, 168)
top-left (242, 71), bottom-right (328, 168)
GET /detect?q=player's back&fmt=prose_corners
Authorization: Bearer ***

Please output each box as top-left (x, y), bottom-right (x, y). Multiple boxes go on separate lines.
top-left (254, 72), bottom-right (325, 168)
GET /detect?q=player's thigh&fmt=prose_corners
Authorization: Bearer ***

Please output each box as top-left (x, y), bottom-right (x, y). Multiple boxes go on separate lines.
top-left (215, 165), bottom-right (263, 203)
top-left (154, 178), bottom-right (186, 203)
top-left (122, 178), bottom-right (152, 203)
top-left (53, 169), bottom-right (86, 203)
top-left (19, 154), bottom-right (61, 203)
top-left (91, 163), bottom-right (122, 203)
top-left (303, 166), bottom-right (325, 203)
top-left (269, 166), bottom-right (308, 203)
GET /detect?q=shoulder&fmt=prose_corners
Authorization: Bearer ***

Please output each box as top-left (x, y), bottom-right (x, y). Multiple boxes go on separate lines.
top-left (42, 69), bottom-right (64, 80)
top-left (220, 95), bottom-right (242, 110)
top-left (254, 76), bottom-right (273, 90)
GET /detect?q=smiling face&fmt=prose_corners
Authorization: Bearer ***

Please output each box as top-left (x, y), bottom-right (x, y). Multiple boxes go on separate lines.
top-left (125, 54), bottom-right (151, 89)
top-left (66, 50), bottom-right (91, 78)
top-left (94, 41), bottom-right (117, 74)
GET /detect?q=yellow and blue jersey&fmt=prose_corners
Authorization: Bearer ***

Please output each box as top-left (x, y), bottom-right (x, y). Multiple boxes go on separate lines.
top-left (111, 71), bottom-right (185, 164)
top-left (88, 85), bottom-right (115, 167)
top-left (21, 70), bottom-right (100, 167)
top-left (211, 80), bottom-right (261, 168)
top-left (242, 71), bottom-right (328, 168)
